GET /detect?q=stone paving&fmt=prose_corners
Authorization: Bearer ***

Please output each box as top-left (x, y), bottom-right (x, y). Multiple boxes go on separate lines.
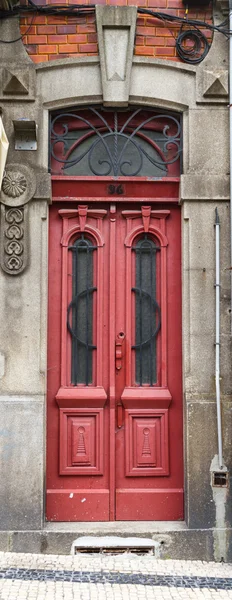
top-left (0, 552), bottom-right (231, 599)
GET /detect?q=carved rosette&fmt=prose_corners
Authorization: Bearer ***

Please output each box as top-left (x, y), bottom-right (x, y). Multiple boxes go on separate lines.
top-left (2, 172), bottom-right (27, 198)
top-left (0, 205), bottom-right (28, 275)
top-left (0, 164), bottom-right (36, 207)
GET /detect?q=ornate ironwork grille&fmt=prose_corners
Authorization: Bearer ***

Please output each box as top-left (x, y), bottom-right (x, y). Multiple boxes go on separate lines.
top-left (132, 235), bottom-right (161, 386)
top-left (50, 107), bottom-right (182, 177)
top-left (67, 235), bottom-right (97, 385)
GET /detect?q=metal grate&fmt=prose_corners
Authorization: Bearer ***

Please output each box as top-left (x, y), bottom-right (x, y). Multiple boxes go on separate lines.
top-left (74, 546), bottom-right (155, 555)
top-left (71, 536), bottom-right (159, 556)
top-left (212, 471), bottom-right (229, 488)
top-left (68, 234), bottom-right (97, 385)
top-left (50, 107), bottom-right (182, 177)
top-left (132, 235), bottom-right (161, 386)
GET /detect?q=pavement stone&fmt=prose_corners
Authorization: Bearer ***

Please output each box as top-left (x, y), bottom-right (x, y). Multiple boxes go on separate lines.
top-left (0, 552), bottom-right (231, 599)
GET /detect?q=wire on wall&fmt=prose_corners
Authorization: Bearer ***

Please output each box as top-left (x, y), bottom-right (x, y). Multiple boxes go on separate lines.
top-left (0, 0), bottom-right (230, 65)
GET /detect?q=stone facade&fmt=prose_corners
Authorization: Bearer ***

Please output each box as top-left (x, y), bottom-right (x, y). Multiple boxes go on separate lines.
top-left (0, 0), bottom-right (231, 561)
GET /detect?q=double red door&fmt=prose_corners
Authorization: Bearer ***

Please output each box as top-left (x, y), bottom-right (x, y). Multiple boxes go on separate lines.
top-left (46, 200), bottom-right (183, 521)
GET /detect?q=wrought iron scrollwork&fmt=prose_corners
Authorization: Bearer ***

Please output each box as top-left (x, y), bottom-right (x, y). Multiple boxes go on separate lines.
top-left (132, 235), bottom-right (161, 386)
top-left (68, 235), bottom-right (97, 385)
top-left (50, 107), bottom-right (182, 177)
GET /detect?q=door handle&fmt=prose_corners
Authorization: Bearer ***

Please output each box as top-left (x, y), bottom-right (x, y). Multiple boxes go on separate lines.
top-left (115, 332), bottom-right (125, 370)
top-left (117, 403), bottom-right (123, 428)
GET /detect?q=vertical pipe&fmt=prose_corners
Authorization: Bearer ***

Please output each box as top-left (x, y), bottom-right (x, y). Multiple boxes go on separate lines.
top-left (230, 0), bottom-right (232, 333)
top-left (215, 208), bottom-right (223, 469)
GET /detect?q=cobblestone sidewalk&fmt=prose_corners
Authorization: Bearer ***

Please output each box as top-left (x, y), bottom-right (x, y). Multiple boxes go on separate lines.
top-left (0, 552), bottom-right (231, 599)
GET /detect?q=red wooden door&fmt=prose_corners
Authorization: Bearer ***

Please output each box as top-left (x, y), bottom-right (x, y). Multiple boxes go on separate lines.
top-left (46, 200), bottom-right (183, 522)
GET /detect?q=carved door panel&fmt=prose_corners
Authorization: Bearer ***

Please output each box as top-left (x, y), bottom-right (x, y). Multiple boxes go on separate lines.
top-left (46, 202), bottom-right (183, 521)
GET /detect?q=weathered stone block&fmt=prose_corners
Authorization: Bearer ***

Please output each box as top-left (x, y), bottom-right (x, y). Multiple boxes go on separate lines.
top-left (0, 398), bottom-right (44, 530)
top-left (96, 6), bottom-right (137, 106)
top-left (188, 108), bottom-right (229, 174)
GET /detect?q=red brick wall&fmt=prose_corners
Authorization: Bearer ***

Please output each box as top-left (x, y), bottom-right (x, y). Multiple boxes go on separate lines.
top-left (20, 0), bottom-right (213, 64)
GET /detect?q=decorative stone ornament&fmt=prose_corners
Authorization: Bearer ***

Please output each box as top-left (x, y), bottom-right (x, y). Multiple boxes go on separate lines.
top-left (96, 6), bottom-right (137, 106)
top-left (2, 68), bottom-right (29, 96)
top-left (196, 68), bottom-right (228, 104)
top-left (2, 172), bottom-right (27, 198)
top-left (0, 67), bottom-right (35, 101)
top-left (203, 69), bottom-right (228, 98)
top-left (0, 65), bottom-right (35, 102)
top-left (0, 163), bottom-right (36, 207)
top-left (0, 204), bottom-right (28, 275)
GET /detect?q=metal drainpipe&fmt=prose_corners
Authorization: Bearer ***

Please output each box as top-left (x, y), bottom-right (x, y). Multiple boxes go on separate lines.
top-left (230, 0), bottom-right (232, 333)
top-left (215, 208), bottom-right (223, 469)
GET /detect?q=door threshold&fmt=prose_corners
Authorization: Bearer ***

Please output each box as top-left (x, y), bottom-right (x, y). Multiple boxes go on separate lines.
top-left (45, 521), bottom-right (187, 533)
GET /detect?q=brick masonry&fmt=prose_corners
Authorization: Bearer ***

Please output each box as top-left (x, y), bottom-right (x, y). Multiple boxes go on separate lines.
top-left (20, 0), bottom-right (213, 63)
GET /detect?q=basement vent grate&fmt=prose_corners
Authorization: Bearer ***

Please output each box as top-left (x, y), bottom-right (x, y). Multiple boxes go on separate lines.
top-left (71, 536), bottom-right (160, 556)
top-left (74, 546), bottom-right (154, 555)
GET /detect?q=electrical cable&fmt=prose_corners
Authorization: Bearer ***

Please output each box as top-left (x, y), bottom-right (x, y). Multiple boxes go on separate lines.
top-left (0, 1), bottom-right (230, 65)
top-left (176, 26), bottom-right (209, 64)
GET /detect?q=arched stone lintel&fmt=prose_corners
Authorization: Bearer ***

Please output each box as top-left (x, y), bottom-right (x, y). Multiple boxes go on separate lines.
top-left (37, 56), bottom-right (196, 113)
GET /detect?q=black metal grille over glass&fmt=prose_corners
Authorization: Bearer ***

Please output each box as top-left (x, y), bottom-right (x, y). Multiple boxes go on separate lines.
top-left (67, 235), bottom-right (97, 385)
top-left (50, 107), bottom-right (182, 177)
top-left (132, 235), bottom-right (161, 386)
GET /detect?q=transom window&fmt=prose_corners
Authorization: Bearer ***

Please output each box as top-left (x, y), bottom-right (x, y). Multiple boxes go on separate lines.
top-left (50, 107), bottom-right (182, 178)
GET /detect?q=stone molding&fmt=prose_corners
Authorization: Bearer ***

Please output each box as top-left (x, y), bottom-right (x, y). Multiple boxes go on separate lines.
top-left (96, 6), bottom-right (137, 106)
top-left (35, 56), bottom-right (196, 112)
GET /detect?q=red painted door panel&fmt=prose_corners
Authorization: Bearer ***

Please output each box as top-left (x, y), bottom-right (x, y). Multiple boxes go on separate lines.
top-left (46, 201), bottom-right (183, 521)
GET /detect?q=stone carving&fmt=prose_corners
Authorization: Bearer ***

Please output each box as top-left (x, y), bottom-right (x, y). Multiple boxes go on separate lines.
top-left (196, 68), bottom-right (229, 105)
top-left (3, 68), bottom-right (29, 96)
top-left (2, 172), bottom-right (27, 198)
top-left (0, 205), bottom-right (28, 275)
top-left (0, 164), bottom-right (36, 207)
top-left (0, 65), bottom-right (35, 101)
top-left (203, 70), bottom-right (228, 98)
top-left (96, 6), bottom-right (137, 106)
